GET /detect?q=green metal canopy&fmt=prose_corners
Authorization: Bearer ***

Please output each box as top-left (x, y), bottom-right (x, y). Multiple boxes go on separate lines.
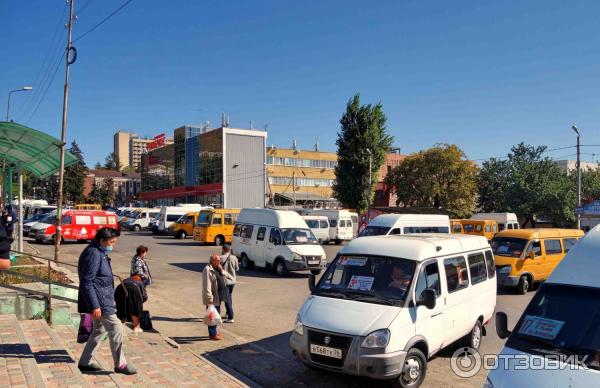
top-left (0, 121), bottom-right (77, 178)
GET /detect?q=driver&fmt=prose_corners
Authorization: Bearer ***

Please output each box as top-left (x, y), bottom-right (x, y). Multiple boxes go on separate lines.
top-left (389, 265), bottom-right (411, 291)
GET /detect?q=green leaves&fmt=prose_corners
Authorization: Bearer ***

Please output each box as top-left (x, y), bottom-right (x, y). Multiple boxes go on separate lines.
top-left (333, 94), bottom-right (393, 212)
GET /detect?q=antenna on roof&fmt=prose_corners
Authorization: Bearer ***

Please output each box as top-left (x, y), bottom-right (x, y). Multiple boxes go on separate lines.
top-left (315, 139), bottom-right (320, 152)
top-left (221, 112), bottom-right (226, 127)
top-left (250, 120), bottom-right (253, 130)
top-left (293, 139), bottom-right (298, 151)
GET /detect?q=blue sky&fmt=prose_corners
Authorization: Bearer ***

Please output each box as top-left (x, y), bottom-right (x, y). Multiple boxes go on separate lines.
top-left (3, 0), bottom-right (600, 166)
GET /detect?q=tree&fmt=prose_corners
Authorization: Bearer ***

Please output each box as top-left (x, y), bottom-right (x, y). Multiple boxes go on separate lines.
top-left (478, 143), bottom-right (576, 227)
top-left (104, 152), bottom-right (122, 171)
top-left (333, 94), bottom-right (393, 213)
top-left (385, 144), bottom-right (478, 217)
top-left (94, 162), bottom-right (102, 170)
top-left (88, 178), bottom-right (116, 206)
top-left (63, 141), bottom-right (88, 204)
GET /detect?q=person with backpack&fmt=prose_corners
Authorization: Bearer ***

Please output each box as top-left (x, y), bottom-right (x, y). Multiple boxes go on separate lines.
top-left (220, 245), bottom-right (239, 323)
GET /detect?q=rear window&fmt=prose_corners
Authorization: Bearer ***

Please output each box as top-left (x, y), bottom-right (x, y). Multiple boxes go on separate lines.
top-left (544, 239), bottom-right (562, 255)
top-left (339, 220), bottom-right (346, 227)
top-left (467, 252), bottom-right (487, 285)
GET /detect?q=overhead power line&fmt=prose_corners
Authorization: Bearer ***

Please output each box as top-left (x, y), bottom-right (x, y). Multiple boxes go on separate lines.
top-left (25, 54), bottom-right (65, 124)
top-left (73, 0), bottom-right (134, 43)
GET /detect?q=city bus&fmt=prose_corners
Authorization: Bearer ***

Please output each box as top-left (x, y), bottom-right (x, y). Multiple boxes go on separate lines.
top-left (193, 208), bottom-right (240, 245)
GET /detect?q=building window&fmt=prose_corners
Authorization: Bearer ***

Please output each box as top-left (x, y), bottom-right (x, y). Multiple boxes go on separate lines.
top-left (266, 156), bottom-right (337, 169)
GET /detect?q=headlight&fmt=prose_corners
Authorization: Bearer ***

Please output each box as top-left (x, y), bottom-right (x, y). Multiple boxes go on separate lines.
top-left (483, 377), bottom-right (494, 388)
top-left (361, 329), bottom-right (390, 348)
top-left (293, 316), bottom-right (304, 335)
top-left (292, 252), bottom-right (303, 261)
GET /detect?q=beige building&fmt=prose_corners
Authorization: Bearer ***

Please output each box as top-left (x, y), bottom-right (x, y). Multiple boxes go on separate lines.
top-left (556, 159), bottom-right (599, 174)
top-left (113, 130), bottom-right (172, 171)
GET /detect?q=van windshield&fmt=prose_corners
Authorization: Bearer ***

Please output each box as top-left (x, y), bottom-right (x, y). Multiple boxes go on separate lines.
top-left (506, 284), bottom-right (600, 371)
top-left (359, 226), bottom-right (390, 237)
top-left (197, 211), bottom-right (212, 226)
top-left (305, 220), bottom-right (319, 228)
top-left (281, 228), bottom-right (318, 244)
top-left (314, 255), bottom-right (416, 306)
top-left (491, 237), bottom-right (527, 257)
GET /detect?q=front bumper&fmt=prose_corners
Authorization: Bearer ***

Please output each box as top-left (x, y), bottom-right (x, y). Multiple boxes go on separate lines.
top-left (497, 272), bottom-right (520, 287)
top-left (286, 257), bottom-right (327, 272)
top-left (290, 328), bottom-right (406, 379)
top-left (36, 232), bottom-right (53, 242)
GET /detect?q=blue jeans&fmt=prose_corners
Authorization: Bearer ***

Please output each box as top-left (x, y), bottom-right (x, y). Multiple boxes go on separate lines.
top-left (225, 284), bottom-right (235, 320)
top-left (208, 305), bottom-right (221, 337)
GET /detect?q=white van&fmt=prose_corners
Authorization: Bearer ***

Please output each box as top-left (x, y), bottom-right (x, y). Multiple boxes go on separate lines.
top-left (124, 208), bottom-right (161, 231)
top-left (290, 234), bottom-right (496, 387)
top-left (157, 204), bottom-right (208, 233)
top-left (311, 209), bottom-right (354, 244)
top-left (470, 212), bottom-right (519, 231)
top-left (359, 214), bottom-right (451, 237)
top-left (233, 208), bottom-right (327, 276)
top-left (302, 215), bottom-right (330, 244)
top-left (488, 226), bottom-right (600, 387)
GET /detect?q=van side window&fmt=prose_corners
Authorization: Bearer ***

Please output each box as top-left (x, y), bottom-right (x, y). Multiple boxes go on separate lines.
top-left (240, 224), bottom-right (254, 239)
top-left (233, 224), bottom-right (241, 236)
top-left (544, 239), bottom-right (562, 255)
top-left (390, 228), bottom-right (401, 235)
top-left (485, 225), bottom-right (491, 233)
top-left (467, 252), bottom-right (487, 285)
top-left (498, 223), bottom-right (505, 231)
top-left (339, 220), bottom-right (346, 227)
top-left (493, 224), bottom-right (498, 233)
top-left (269, 228), bottom-right (282, 244)
top-left (224, 213), bottom-right (238, 225)
top-left (212, 214), bottom-right (222, 225)
top-left (319, 220), bottom-right (329, 228)
top-left (444, 256), bottom-right (469, 293)
top-left (415, 262), bottom-right (441, 300)
top-left (475, 224), bottom-right (482, 232)
top-left (525, 241), bottom-right (542, 257)
top-left (507, 224), bottom-right (513, 229)
top-left (329, 219), bottom-right (337, 227)
top-left (256, 227), bottom-right (266, 241)
top-left (563, 238), bottom-right (577, 253)
top-left (484, 250), bottom-right (495, 278)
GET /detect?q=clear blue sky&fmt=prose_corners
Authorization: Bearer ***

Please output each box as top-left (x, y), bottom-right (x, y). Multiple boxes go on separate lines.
top-left (3, 0), bottom-right (600, 166)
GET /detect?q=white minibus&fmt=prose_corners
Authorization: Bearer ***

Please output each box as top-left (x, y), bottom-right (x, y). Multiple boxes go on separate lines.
top-left (470, 212), bottom-right (519, 231)
top-left (359, 214), bottom-right (451, 237)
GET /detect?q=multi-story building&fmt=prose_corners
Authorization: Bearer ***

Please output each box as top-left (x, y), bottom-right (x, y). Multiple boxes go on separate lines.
top-left (139, 126), bottom-right (267, 208)
top-left (373, 148), bottom-right (406, 207)
top-left (83, 169), bottom-right (142, 205)
top-left (555, 159), bottom-right (599, 174)
top-left (113, 130), bottom-right (173, 171)
top-left (266, 145), bottom-right (338, 207)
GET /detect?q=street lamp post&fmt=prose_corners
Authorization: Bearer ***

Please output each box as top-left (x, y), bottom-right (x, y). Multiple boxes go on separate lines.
top-left (366, 148), bottom-right (372, 222)
top-left (572, 125), bottom-right (581, 229)
top-left (6, 86), bottom-right (32, 121)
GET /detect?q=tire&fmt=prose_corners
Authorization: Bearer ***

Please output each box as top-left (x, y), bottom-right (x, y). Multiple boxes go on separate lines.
top-left (133, 225), bottom-right (141, 232)
top-left (274, 259), bottom-right (289, 277)
top-left (517, 275), bottom-right (530, 294)
top-left (214, 235), bottom-right (224, 246)
top-left (464, 320), bottom-right (483, 350)
top-left (393, 348), bottom-right (427, 388)
top-left (318, 238), bottom-right (323, 245)
top-left (310, 269), bottom-right (321, 275)
top-left (335, 239), bottom-right (342, 245)
top-left (240, 253), bottom-right (254, 270)
top-left (176, 231), bottom-right (186, 239)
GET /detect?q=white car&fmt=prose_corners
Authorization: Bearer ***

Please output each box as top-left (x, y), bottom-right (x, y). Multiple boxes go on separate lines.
top-left (290, 233), bottom-right (496, 387)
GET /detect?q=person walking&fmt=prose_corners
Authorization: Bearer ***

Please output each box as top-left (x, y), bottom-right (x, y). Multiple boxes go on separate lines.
top-left (0, 216), bottom-right (11, 270)
top-left (130, 245), bottom-right (152, 286)
top-left (77, 228), bottom-right (137, 375)
top-left (220, 244), bottom-right (239, 323)
top-left (202, 254), bottom-right (228, 340)
top-left (2, 205), bottom-right (17, 239)
top-left (115, 274), bottom-right (148, 334)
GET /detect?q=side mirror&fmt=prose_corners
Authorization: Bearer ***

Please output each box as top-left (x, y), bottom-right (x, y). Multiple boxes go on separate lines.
top-left (496, 312), bottom-right (512, 339)
top-left (528, 251), bottom-right (535, 260)
top-left (308, 274), bottom-right (316, 291)
top-left (417, 289), bottom-right (436, 310)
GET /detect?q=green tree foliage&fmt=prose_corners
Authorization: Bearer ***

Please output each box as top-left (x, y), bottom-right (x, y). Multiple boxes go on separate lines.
top-left (88, 178), bottom-right (115, 206)
top-left (104, 152), bottom-right (122, 171)
top-left (63, 141), bottom-right (88, 204)
top-left (385, 144), bottom-right (478, 218)
top-left (333, 94), bottom-right (393, 213)
top-left (478, 143), bottom-right (575, 227)
top-left (578, 168), bottom-right (600, 203)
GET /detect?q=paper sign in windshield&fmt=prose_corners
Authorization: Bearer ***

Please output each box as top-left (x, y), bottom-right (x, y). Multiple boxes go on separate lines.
top-left (295, 235), bottom-right (307, 242)
top-left (338, 257), bottom-right (368, 266)
top-left (518, 315), bottom-right (565, 340)
top-left (348, 276), bottom-right (374, 291)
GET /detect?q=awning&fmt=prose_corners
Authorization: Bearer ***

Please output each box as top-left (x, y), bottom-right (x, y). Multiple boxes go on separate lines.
top-left (274, 191), bottom-right (335, 202)
top-left (0, 121), bottom-right (77, 178)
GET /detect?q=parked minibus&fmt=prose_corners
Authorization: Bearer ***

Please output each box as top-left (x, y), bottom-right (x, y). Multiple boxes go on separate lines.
top-left (157, 204), bottom-right (209, 234)
top-left (359, 214), bottom-right (451, 237)
top-left (302, 215), bottom-right (330, 244)
top-left (311, 209), bottom-right (354, 244)
top-left (471, 212), bottom-right (519, 231)
top-left (460, 219), bottom-right (498, 241)
top-left (450, 219), bottom-right (464, 234)
top-left (491, 228), bottom-right (584, 294)
top-left (488, 225), bottom-right (600, 387)
top-left (123, 208), bottom-right (161, 231)
top-left (171, 211), bottom-right (199, 239)
top-left (290, 233), bottom-right (496, 387)
top-left (193, 208), bottom-right (240, 245)
top-left (232, 208), bottom-right (327, 276)
top-left (35, 210), bottom-right (118, 243)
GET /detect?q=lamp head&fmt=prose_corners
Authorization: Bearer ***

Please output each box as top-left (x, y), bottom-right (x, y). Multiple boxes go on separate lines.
top-left (572, 125), bottom-right (580, 136)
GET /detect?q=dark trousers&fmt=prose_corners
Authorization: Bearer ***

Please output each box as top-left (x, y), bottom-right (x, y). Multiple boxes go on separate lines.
top-left (208, 305), bottom-right (221, 337)
top-left (225, 284), bottom-right (235, 320)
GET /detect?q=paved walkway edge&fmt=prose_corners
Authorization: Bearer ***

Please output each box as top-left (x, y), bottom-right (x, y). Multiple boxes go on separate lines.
top-left (190, 349), bottom-right (259, 388)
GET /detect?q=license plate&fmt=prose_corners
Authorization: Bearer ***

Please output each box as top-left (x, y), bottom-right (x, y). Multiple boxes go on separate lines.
top-left (310, 344), bottom-right (342, 359)
top-left (308, 260), bottom-right (320, 265)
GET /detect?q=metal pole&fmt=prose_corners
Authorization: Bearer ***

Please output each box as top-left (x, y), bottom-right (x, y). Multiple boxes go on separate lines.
top-left (54, 0), bottom-right (75, 266)
top-left (6, 92), bottom-right (12, 122)
top-left (292, 170), bottom-right (296, 208)
top-left (17, 163), bottom-right (23, 253)
top-left (7, 168), bottom-right (13, 204)
top-left (576, 134), bottom-right (581, 229)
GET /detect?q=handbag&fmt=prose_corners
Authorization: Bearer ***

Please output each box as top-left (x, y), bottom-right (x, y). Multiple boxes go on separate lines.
top-left (77, 313), bottom-right (93, 343)
top-left (140, 310), bottom-right (153, 331)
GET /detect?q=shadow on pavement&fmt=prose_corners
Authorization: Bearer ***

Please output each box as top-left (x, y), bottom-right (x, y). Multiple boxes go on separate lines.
top-left (169, 262), bottom-right (208, 272)
top-left (237, 268), bottom-right (310, 280)
top-left (152, 315), bottom-right (202, 323)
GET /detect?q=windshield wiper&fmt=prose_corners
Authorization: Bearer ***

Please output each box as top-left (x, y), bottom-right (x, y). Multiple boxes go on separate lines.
top-left (342, 290), bottom-right (398, 305)
top-left (314, 289), bottom-right (350, 300)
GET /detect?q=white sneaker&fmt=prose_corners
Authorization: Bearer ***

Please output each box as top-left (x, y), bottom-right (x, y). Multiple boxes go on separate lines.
top-left (133, 327), bottom-right (144, 334)
top-left (224, 319), bottom-right (235, 324)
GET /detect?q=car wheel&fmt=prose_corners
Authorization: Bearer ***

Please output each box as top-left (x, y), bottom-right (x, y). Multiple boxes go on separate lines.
top-left (274, 259), bottom-right (288, 277)
top-left (214, 235), bottom-right (224, 246)
top-left (517, 275), bottom-right (530, 294)
top-left (310, 269), bottom-right (321, 276)
top-left (464, 320), bottom-right (483, 350)
top-left (335, 239), bottom-right (342, 245)
top-left (241, 253), bottom-right (254, 269)
top-left (318, 238), bottom-right (322, 245)
top-left (393, 347), bottom-right (427, 388)
top-left (176, 231), bottom-right (186, 239)
top-left (133, 225), bottom-right (141, 232)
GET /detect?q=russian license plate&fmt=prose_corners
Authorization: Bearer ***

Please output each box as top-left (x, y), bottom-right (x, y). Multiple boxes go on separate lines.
top-left (308, 259), bottom-right (320, 265)
top-left (310, 344), bottom-right (342, 359)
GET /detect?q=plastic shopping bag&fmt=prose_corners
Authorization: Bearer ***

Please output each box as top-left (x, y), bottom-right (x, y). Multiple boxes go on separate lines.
top-left (204, 305), bottom-right (222, 326)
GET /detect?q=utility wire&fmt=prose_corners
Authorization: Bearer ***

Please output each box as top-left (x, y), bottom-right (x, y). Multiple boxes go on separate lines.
top-left (73, 0), bottom-right (134, 43)
top-left (25, 54), bottom-right (65, 124)
top-left (75, 0), bottom-right (95, 16)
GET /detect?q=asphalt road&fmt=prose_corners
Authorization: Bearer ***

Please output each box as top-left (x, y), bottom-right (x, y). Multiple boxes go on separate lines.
top-left (30, 231), bottom-right (535, 388)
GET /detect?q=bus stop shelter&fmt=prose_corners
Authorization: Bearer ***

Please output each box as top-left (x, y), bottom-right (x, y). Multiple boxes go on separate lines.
top-left (0, 121), bottom-right (77, 256)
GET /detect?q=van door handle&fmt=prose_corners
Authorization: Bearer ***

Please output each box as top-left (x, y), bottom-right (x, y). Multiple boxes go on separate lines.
top-left (431, 312), bottom-right (443, 317)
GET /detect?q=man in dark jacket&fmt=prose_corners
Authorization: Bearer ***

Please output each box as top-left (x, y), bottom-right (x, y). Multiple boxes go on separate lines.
top-left (77, 228), bottom-right (137, 375)
top-left (2, 205), bottom-right (17, 239)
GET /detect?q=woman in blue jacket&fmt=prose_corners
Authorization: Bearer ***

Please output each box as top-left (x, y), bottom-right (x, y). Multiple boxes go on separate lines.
top-left (77, 228), bottom-right (137, 375)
